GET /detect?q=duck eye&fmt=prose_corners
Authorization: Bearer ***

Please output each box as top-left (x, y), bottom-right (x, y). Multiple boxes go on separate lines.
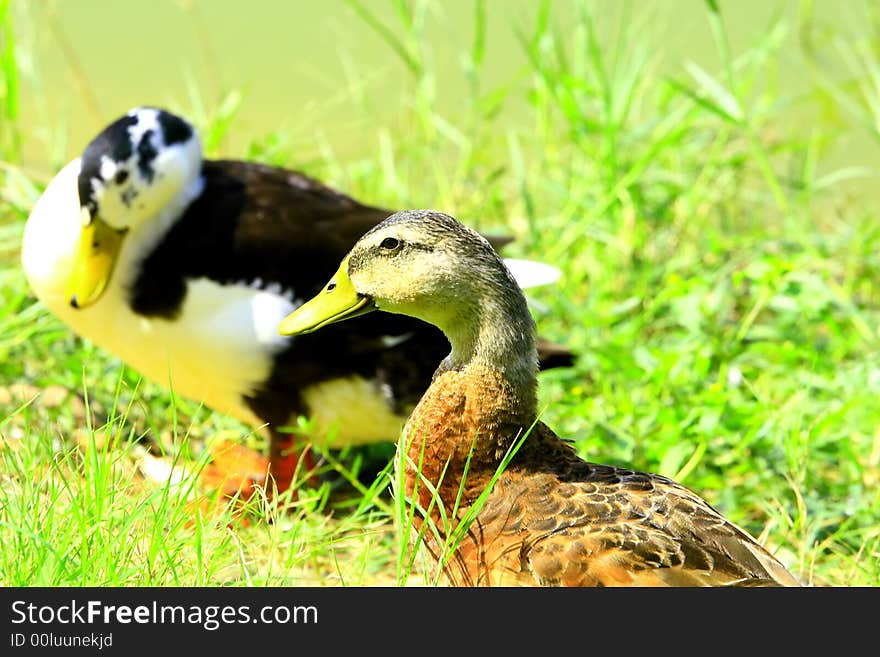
top-left (326, 282), bottom-right (337, 291)
top-left (379, 237), bottom-right (400, 250)
top-left (114, 170), bottom-right (129, 185)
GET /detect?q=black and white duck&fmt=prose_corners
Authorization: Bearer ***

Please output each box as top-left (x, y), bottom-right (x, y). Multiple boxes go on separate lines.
top-left (21, 107), bottom-right (574, 497)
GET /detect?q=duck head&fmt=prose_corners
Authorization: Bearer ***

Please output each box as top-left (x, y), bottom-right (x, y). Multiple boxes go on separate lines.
top-left (278, 210), bottom-right (515, 332)
top-left (67, 107), bottom-right (202, 309)
top-left (279, 210), bottom-right (537, 384)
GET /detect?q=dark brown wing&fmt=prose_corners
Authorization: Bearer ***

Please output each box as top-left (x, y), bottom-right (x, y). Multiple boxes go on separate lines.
top-left (168, 159), bottom-right (394, 297)
top-left (194, 159), bottom-right (515, 291)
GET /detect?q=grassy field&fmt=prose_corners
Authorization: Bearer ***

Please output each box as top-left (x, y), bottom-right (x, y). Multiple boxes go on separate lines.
top-left (1, 0), bottom-right (879, 587)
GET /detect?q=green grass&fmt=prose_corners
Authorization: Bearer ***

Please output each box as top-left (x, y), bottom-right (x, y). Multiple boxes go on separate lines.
top-left (2, 0), bottom-right (879, 586)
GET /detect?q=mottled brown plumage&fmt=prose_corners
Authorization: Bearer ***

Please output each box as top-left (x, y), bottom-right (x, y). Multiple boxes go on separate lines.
top-left (403, 367), bottom-right (798, 586)
top-left (279, 209), bottom-right (800, 587)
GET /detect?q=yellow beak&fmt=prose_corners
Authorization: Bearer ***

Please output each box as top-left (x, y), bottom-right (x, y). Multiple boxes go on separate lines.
top-left (278, 259), bottom-right (375, 335)
top-left (67, 215), bottom-right (127, 309)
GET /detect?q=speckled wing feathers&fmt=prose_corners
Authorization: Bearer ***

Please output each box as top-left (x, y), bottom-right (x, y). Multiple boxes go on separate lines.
top-left (408, 415), bottom-right (799, 587)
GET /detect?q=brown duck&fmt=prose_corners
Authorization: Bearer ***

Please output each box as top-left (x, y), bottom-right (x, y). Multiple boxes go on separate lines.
top-left (278, 209), bottom-right (801, 587)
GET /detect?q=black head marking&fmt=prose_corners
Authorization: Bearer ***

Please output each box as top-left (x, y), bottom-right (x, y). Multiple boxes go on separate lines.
top-left (76, 107), bottom-right (196, 212)
top-left (157, 110), bottom-right (193, 146)
top-left (77, 113), bottom-right (139, 211)
top-left (136, 129), bottom-right (158, 183)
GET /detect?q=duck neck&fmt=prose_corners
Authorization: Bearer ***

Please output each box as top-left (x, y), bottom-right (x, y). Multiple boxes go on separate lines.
top-left (441, 292), bottom-right (539, 419)
top-left (402, 275), bottom-right (539, 479)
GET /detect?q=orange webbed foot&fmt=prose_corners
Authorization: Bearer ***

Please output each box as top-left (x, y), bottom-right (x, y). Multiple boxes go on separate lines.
top-left (196, 436), bottom-right (320, 504)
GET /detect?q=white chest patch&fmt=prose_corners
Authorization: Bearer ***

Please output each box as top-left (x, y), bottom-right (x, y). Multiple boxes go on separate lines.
top-left (36, 275), bottom-right (297, 428)
top-left (182, 278), bottom-right (297, 356)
